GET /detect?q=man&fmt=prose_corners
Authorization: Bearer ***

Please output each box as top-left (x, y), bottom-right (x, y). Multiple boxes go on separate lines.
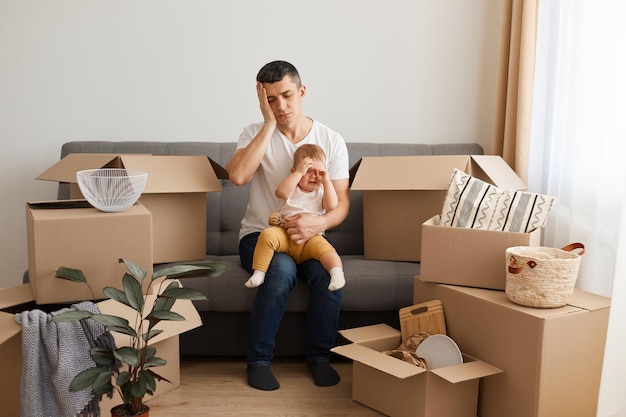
top-left (226, 60), bottom-right (350, 391)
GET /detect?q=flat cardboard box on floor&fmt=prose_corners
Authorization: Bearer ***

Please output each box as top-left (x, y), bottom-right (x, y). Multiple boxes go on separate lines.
top-left (350, 155), bottom-right (526, 261)
top-left (332, 323), bottom-right (501, 417)
top-left (0, 281), bottom-right (201, 417)
top-left (36, 153), bottom-right (225, 263)
top-left (413, 279), bottom-right (611, 417)
top-left (419, 215), bottom-right (543, 290)
top-left (26, 200), bottom-right (153, 304)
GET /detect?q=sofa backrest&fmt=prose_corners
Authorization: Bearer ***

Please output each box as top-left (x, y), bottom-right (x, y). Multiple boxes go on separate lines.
top-left (59, 141), bottom-right (484, 257)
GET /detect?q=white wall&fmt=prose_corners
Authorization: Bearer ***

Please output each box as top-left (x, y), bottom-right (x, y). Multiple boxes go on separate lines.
top-left (0, 0), bottom-right (503, 288)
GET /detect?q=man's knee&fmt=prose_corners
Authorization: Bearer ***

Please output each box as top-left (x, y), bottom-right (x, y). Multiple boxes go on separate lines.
top-left (264, 253), bottom-right (298, 292)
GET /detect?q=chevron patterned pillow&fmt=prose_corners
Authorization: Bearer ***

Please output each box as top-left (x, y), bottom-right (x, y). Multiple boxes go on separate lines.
top-left (440, 168), bottom-right (556, 232)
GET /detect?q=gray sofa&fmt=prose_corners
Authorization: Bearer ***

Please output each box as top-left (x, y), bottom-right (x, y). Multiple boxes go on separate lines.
top-left (55, 141), bottom-right (484, 356)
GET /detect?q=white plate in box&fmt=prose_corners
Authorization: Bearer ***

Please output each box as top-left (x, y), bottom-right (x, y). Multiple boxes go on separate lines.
top-left (415, 334), bottom-right (463, 369)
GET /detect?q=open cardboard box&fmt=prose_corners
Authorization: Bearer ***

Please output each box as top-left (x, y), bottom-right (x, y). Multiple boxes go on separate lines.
top-left (332, 322), bottom-right (501, 417)
top-left (413, 279), bottom-right (611, 417)
top-left (36, 154), bottom-right (226, 263)
top-left (419, 214), bottom-right (543, 290)
top-left (350, 155), bottom-right (526, 261)
top-left (0, 280), bottom-right (201, 417)
top-left (26, 200), bottom-right (153, 304)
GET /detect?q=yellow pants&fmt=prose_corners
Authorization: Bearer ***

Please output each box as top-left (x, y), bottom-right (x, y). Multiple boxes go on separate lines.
top-left (252, 226), bottom-right (337, 272)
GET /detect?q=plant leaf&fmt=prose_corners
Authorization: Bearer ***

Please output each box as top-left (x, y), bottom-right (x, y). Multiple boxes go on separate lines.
top-left (153, 295), bottom-right (176, 314)
top-left (144, 345), bottom-right (157, 359)
top-left (69, 367), bottom-right (109, 392)
top-left (51, 310), bottom-right (93, 322)
top-left (103, 287), bottom-right (129, 306)
top-left (122, 273), bottom-right (144, 312)
top-left (144, 355), bottom-right (167, 368)
top-left (147, 310), bottom-right (185, 322)
top-left (90, 315), bottom-right (136, 337)
top-left (105, 325), bottom-right (138, 338)
top-left (139, 369), bottom-right (157, 392)
top-left (114, 346), bottom-right (141, 367)
top-left (117, 371), bottom-right (131, 386)
top-left (89, 313), bottom-right (130, 328)
top-left (89, 346), bottom-right (116, 366)
top-left (119, 258), bottom-right (147, 281)
top-left (90, 371), bottom-right (115, 396)
top-left (160, 287), bottom-right (207, 301)
top-left (143, 328), bottom-right (164, 343)
top-left (129, 378), bottom-right (147, 399)
top-left (55, 267), bottom-right (87, 283)
top-left (152, 263), bottom-right (227, 281)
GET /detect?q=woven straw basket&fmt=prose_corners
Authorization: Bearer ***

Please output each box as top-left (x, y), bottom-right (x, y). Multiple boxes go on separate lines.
top-left (505, 243), bottom-right (585, 308)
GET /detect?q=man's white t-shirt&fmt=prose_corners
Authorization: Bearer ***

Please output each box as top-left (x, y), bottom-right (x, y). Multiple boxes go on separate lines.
top-left (236, 119), bottom-right (350, 240)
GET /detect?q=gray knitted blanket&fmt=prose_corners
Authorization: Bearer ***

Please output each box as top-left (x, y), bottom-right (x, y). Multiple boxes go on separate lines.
top-left (15, 301), bottom-right (117, 417)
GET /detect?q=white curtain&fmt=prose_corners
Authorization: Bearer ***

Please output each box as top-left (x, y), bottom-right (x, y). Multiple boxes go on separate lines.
top-left (529, 0), bottom-right (626, 415)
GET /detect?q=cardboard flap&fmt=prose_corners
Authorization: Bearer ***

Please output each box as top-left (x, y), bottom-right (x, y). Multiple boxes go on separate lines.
top-left (119, 155), bottom-right (221, 193)
top-left (0, 313), bottom-right (22, 345)
top-left (208, 158), bottom-right (229, 180)
top-left (338, 323), bottom-right (404, 351)
top-left (351, 156), bottom-right (469, 190)
top-left (37, 154), bottom-right (223, 193)
top-left (332, 342), bottom-right (427, 379)
top-left (97, 279), bottom-right (202, 346)
top-left (0, 284), bottom-right (35, 310)
top-left (27, 200), bottom-right (93, 210)
top-left (430, 356), bottom-right (502, 383)
top-left (469, 155), bottom-right (527, 190)
top-left (0, 284), bottom-right (35, 345)
top-left (36, 154), bottom-right (120, 183)
top-left (339, 323), bottom-right (399, 343)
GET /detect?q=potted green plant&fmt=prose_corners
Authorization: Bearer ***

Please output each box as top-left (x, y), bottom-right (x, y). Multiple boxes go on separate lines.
top-left (52, 258), bottom-right (226, 417)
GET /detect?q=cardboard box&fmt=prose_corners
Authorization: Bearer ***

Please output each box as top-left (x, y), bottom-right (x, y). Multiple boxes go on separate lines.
top-left (413, 279), bottom-right (611, 417)
top-left (26, 200), bottom-right (153, 304)
top-left (36, 154), bottom-right (225, 263)
top-left (350, 155), bottom-right (526, 261)
top-left (419, 215), bottom-right (543, 290)
top-left (0, 282), bottom-right (201, 416)
top-left (332, 323), bottom-right (501, 417)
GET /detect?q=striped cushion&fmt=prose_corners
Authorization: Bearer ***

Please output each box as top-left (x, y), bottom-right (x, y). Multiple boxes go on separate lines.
top-left (441, 169), bottom-right (556, 232)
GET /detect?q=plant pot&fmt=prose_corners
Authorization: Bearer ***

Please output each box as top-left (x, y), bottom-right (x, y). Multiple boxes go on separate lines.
top-left (111, 404), bottom-right (149, 417)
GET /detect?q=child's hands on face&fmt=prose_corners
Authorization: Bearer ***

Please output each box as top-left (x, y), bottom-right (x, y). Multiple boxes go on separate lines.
top-left (295, 157), bottom-right (326, 175)
top-left (295, 157), bottom-right (328, 184)
top-left (295, 157), bottom-right (315, 176)
top-left (317, 169), bottom-right (329, 183)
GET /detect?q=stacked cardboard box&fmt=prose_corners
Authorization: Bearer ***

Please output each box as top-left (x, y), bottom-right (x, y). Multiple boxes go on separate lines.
top-left (349, 154), bottom-right (610, 416)
top-left (413, 279), bottom-right (610, 417)
top-left (26, 200), bottom-right (154, 304)
top-left (419, 214), bottom-right (542, 290)
top-left (350, 154), bottom-right (526, 262)
top-left (36, 154), bottom-right (225, 263)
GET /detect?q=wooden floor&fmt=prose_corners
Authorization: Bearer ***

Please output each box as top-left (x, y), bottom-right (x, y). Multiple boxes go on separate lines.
top-left (147, 357), bottom-right (383, 416)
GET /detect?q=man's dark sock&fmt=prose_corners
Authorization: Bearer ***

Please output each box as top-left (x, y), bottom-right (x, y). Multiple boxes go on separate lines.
top-left (247, 365), bottom-right (280, 391)
top-left (308, 361), bottom-right (340, 387)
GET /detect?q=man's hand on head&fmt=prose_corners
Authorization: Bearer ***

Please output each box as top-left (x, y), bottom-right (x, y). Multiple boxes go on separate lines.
top-left (256, 82), bottom-right (276, 125)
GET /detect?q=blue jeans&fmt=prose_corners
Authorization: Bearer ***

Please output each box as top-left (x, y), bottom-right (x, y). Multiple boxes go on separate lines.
top-left (239, 232), bottom-right (342, 366)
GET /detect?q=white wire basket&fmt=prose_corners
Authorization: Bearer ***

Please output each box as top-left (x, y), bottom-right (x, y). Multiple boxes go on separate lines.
top-left (76, 169), bottom-right (148, 212)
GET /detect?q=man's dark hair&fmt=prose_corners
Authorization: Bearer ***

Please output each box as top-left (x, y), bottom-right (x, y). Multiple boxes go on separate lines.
top-left (256, 60), bottom-right (302, 87)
